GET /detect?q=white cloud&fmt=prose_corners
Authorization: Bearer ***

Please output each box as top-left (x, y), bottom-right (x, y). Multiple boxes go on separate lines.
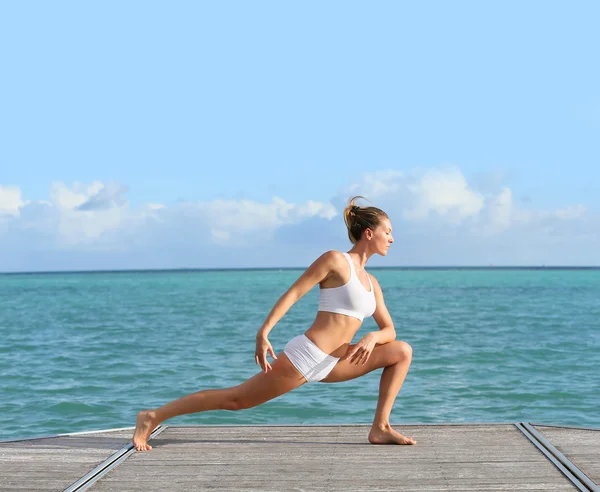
top-left (189, 197), bottom-right (337, 233)
top-left (556, 204), bottom-right (587, 220)
top-left (49, 181), bottom-right (102, 210)
top-left (484, 187), bottom-right (513, 232)
top-left (342, 168), bottom-right (591, 237)
top-left (403, 168), bottom-right (485, 223)
top-left (211, 228), bottom-right (231, 244)
top-left (0, 169), bottom-right (597, 271)
top-left (0, 185), bottom-right (24, 217)
top-left (346, 170), bottom-right (405, 198)
top-left (42, 182), bottom-right (131, 246)
top-left (76, 182), bottom-right (129, 211)
top-left (0, 182), bottom-right (337, 254)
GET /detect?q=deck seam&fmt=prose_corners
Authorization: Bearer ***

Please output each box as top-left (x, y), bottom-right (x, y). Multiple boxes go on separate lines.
top-left (515, 422), bottom-right (597, 492)
top-left (524, 422), bottom-right (599, 492)
top-left (62, 425), bottom-right (168, 492)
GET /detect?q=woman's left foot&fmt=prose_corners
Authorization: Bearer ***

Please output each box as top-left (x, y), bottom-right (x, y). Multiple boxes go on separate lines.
top-left (132, 410), bottom-right (159, 451)
top-left (368, 424), bottom-right (416, 445)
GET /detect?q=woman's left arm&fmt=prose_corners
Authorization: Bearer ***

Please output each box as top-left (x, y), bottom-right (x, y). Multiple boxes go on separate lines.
top-left (343, 275), bottom-right (396, 365)
top-left (368, 274), bottom-right (396, 344)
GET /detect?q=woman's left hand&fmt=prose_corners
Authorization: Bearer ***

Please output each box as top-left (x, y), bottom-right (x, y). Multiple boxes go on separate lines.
top-left (342, 333), bottom-right (377, 366)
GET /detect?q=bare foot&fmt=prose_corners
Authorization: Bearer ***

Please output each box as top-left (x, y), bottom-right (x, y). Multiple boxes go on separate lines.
top-left (368, 424), bottom-right (416, 445)
top-left (132, 410), bottom-right (159, 451)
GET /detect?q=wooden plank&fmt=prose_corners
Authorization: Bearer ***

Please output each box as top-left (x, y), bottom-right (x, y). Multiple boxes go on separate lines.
top-left (534, 425), bottom-right (600, 488)
top-left (91, 479), bottom-right (577, 492)
top-left (0, 480), bottom-right (85, 491)
top-left (0, 429), bottom-right (133, 491)
top-left (88, 425), bottom-right (576, 491)
top-left (0, 425), bottom-right (588, 491)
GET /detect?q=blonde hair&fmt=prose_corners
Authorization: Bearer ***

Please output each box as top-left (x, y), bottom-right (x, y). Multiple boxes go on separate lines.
top-left (343, 196), bottom-right (388, 244)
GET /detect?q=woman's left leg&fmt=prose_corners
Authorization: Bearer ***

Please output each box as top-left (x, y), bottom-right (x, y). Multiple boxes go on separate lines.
top-left (320, 340), bottom-right (416, 445)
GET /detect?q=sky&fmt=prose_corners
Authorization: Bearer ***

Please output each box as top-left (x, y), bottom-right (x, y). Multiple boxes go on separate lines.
top-left (0, 1), bottom-right (598, 271)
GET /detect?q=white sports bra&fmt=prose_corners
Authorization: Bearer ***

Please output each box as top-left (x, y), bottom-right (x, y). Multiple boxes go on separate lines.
top-left (318, 252), bottom-right (377, 321)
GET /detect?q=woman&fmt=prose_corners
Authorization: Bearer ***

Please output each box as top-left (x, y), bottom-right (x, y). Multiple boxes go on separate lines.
top-left (133, 196), bottom-right (416, 450)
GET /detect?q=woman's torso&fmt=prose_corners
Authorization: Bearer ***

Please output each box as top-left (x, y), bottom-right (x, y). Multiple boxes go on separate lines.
top-left (304, 252), bottom-right (376, 357)
top-left (304, 312), bottom-right (363, 357)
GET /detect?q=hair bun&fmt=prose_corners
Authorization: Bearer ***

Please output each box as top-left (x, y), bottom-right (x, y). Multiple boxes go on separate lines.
top-left (343, 195), bottom-right (388, 245)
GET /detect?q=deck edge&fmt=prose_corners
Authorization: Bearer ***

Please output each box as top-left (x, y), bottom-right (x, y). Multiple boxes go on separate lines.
top-left (530, 423), bottom-right (600, 432)
top-left (2, 421), bottom-right (598, 444)
top-left (0, 426), bottom-right (135, 444)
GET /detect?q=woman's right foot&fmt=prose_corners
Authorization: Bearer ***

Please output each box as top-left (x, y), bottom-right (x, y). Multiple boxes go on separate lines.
top-left (132, 410), bottom-right (159, 451)
top-left (368, 423), bottom-right (416, 445)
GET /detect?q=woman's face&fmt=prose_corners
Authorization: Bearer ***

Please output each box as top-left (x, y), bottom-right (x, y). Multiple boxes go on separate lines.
top-left (370, 218), bottom-right (394, 256)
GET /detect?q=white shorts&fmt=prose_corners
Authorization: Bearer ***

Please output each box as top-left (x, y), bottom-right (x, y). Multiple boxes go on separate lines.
top-left (283, 334), bottom-right (340, 383)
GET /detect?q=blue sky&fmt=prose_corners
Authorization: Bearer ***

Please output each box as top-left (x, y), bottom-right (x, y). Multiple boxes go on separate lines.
top-left (1, 1), bottom-right (598, 271)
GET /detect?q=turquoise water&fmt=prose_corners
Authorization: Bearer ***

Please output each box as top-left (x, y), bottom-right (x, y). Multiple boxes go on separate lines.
top-left (1, 268), bottom-right (599, 440)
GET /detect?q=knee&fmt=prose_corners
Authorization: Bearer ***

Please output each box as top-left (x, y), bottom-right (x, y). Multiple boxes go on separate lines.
top-left (393, 341), bottom-right (413, 363)
top-left (225, 396), bottom-right (246, 411)
top-left (224, 397), bottom-right (242, 411)
top-left (224, 389), bottom-right (251, 411)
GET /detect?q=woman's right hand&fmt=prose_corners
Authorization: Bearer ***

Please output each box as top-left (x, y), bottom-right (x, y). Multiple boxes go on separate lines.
top-left (255, 335), bottom-right (278, 373)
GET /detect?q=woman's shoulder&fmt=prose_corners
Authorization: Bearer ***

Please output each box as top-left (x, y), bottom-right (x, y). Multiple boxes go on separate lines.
top-left (318, 250), bottom-right (347, 262)
top-left (311, 250), bottom-right (347, 269)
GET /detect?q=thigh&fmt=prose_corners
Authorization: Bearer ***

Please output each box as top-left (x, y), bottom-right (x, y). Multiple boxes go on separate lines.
top-left (233, 352), bottom-right (307, 407)
top-left (320, 341), bottom-right (409, 384)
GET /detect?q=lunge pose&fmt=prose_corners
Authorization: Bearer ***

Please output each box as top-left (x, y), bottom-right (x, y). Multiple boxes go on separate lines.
top-left (133, 196), bottom-right (416, 450)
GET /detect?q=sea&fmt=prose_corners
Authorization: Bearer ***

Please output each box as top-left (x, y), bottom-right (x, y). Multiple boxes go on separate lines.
top-left (1, 268), bottom-right (599, 441)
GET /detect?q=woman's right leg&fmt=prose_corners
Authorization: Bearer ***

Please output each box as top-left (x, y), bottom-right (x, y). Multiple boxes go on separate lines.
top-left (133, 352), bottom-right (306, 450)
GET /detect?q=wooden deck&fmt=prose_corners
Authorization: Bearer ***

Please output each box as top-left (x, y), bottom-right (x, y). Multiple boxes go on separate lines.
top-left (1, 423), bottom-right (599, 491)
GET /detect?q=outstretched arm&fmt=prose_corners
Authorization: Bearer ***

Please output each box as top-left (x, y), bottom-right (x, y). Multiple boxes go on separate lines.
top-left (256, 250), bottom-right (337, 339)
top-left (254, 251), bottom-right (338, 372)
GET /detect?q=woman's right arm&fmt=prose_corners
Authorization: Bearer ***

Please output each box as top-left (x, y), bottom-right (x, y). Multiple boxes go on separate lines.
top-left (254, 251), bottom-right (339, 371)
top-left (257, 250), bottom-right (338, 339)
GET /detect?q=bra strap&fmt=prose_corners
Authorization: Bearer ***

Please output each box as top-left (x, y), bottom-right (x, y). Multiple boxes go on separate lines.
top-left (342, 252), bottom-right (355, 277)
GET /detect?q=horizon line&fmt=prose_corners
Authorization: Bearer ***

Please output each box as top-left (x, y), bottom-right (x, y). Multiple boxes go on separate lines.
top-left (1, 265), bottom-right (600, 275)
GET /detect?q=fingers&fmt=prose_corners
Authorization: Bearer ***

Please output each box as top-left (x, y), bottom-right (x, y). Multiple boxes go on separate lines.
top-left (255, 341), bottom-right (277, 373)
top-left (347, 349), bottom-right (360, 364)
top-left (268, 346), bottom-right (278, 360)
top-left (349, 345), bottom-right (365, 363)
top-left (255, 354), bottom-right (263, 372)
top-left (349, 346), bottom-right (371, 365)
top-left (342, 344), bottom-right (358, 362)
top-left (255, 351), bottom-right (273, 373)
top-left (262, 353), bottom-right (272, 373)
top-left (359, 349), bottom-right (371, 365)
